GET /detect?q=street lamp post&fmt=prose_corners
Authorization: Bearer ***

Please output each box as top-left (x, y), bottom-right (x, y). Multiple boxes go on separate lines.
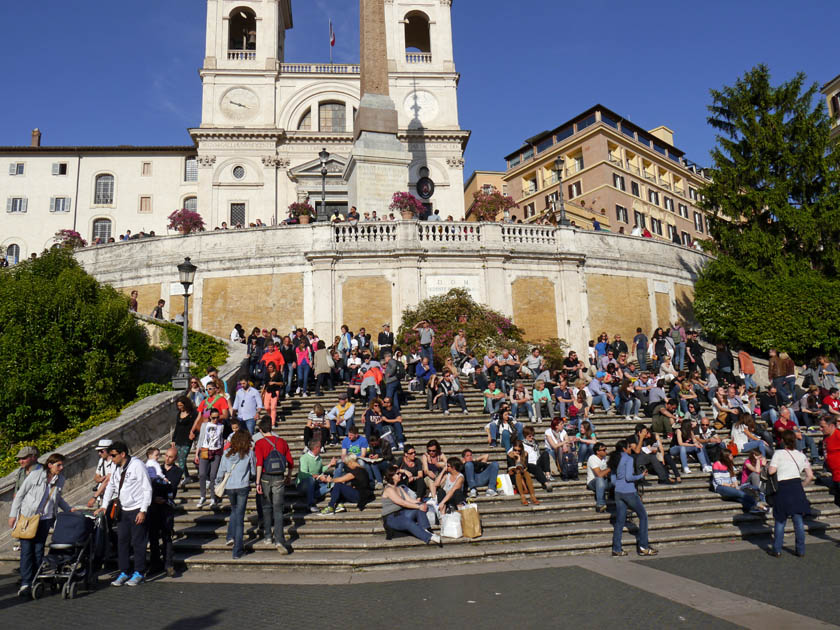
top-left (172, 256), bottom-right (197, 390)
top-left (319, 147), bottom-right (329, 219)
top-left (553, 156), bottom-right (571, 227)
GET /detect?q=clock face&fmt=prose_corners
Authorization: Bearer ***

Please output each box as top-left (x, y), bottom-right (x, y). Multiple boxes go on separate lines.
top-left (403, 90), bottom-right (439, 125)
top-left (220, 87), bottom-right (259, 121)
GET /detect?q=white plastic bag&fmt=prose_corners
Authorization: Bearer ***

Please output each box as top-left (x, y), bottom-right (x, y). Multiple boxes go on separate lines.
top-left (441, 512), bottom-right (462, 539)
top-left (424, 498), bottom-right (439, 527)
top-left (496, 474), bottom-right (514, 496)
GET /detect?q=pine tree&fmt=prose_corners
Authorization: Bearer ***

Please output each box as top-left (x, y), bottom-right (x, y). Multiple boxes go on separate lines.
top-left (695, 65), bottom-right (840, 356)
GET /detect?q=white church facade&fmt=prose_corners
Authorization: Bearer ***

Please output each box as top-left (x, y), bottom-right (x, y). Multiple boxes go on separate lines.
top-left (0, 0), bottom-right (469, 262)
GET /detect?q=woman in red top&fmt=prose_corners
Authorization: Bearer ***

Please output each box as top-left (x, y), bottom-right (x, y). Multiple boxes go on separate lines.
top-left (295, 338), bottom-right (313, 397)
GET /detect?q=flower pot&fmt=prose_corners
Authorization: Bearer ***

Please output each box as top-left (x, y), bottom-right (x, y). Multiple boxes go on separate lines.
top-left (299, 214), bottom-right (311, 225)
top-left (400, 210), bottom-right (416, 220)
top-left (178, 226), bottom-right (188, 235)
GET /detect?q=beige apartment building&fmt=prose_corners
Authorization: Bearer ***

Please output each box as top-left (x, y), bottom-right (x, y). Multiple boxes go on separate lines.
top-left (463, 170), bottom-right (506, 220)
top-left (501, 105), bottom-right (712, 244)
top-left (822, 74), bottom-right (840, 140)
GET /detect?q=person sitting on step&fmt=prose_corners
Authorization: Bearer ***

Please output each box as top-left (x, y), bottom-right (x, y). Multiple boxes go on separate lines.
top-left (507, 440), bottom-right (539, 505)
top-left (304, 403), bottom-right (330, 451)
top-left (510, 380), bottom-right (535, 422)
top-left (521, 426), bottom-right (553, 491)
top-left (461, 449), bottom-right (499, 498)
top-left (397, 444), bottom-right (426, 498)
top-left (381, 465), bottom-right (441, 546)
top-left (320, 453), bottom-right (373, 515)
top-left (366, 434), bottom-right (395, 490)
top-left (433, 457), bottom-right (467, 514)
top-left (326, 393), bottom-right (355, 444)
top-left (421, 439), bottom-right (448, 497)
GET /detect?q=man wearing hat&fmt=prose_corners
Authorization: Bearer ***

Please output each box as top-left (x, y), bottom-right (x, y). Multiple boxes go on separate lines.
top-left (377, 323), bottom-right (394, 361)
top-left (87, 439), bottom-right (115, 508)
top-left (13, 446), bottom-right (40, 497)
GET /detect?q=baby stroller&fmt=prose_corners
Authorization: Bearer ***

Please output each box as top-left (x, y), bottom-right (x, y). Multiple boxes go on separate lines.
top-left (30, 510), bottom-right (105, 600)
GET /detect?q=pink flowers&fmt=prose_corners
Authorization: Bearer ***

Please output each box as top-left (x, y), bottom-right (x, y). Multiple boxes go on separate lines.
top-left (54, 229), bottom-right (87, 248)
top-left (167, 208), bottom-right (205, 234)
top-left (288, 201), bottom-right (314, 217)
top-left (389, 192), bottom-right (425, 216)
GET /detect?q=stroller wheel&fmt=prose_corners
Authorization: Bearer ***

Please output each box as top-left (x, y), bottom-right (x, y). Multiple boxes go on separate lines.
top-left (31, 583), bottom-right (44, 600)
top-left (66, 582), bottom-right (78, 600)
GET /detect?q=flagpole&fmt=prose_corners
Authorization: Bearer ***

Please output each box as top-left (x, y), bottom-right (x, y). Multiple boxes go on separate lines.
top-left (329, 20), bottom-right (333, 65)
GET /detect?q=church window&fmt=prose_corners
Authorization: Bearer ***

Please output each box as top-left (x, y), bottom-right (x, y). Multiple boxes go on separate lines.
top-left (94, 174), bottom-right (114, 205)
top-left (405, 12), bottom-right (431, 57)
top-left (184, 157), bottom-right (198, 182)
top-left (233, 166), bottom-right (246, 180)
top-left (92, 218), bottom-right (112, 242)
top-left (297, 109), bottom-right (312, 131)
top-left (139, 196), bottom-right (152, 214)
top-left (319, 102), bottom-right (346, 132)
top-left (6, 244), bottom-right (20, 265)
top-left (229, 8), bottom-right (257, 51)
top-left (230, 203), bottom-right (246, 226)
top-left (184, 196), bottom-right (197, 213)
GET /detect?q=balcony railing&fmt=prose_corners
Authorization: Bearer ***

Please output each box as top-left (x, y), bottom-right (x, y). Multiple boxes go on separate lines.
top-left (627, 164), bottom-right (640, 175)
top-left (280, 63), bottom-right (360, 74)
top-left (644, 172), bottom-right (656, 181)
top-left (418, 223), bottom-right (481, 243)
top-left (228, 50), bottom-right (256, 61)
top-left (502, 225), bottom-right (556, 246)
top-left (608, 154), bottom-right (623, 166)
top-left (406, 52), bottom-right (432, 64)
top-left (659, 179), bottom-right (672, 190)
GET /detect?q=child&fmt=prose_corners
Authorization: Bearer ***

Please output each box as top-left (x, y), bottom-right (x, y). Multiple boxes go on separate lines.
top-left (145, 447), bottom-right (163, 481)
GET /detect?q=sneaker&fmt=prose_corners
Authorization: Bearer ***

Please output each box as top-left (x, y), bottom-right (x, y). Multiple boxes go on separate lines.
top-left (682, 467), bottom-right (692, 475)
top-left (485, 488), bottom-right (498, 497)
top-left (334, 503), bottom-right (347, 514)
top-left (126, 571), bottom-right (144, 586)
top-left (195, 497), bottom-right (205, 508)
top-left (111, 572), bottom-right (130, 587)
top-left (309, 506), bottom-right (320, 513)
top-left (638, 547), bottom-right (658, 556)
top-left (261, 537), bottom-right (275, 546)
top-left (633, 415), bottom-right (642, 422)
top-left (463, 410), bottom-right (470, 415)
top-left (208, 499), bottom-right (217, 508)
top-left (17, 585), bottom-right (31, 598)
top-left (430, 533), bottom-right (442, 546)
top-left (375, 482), bottom-right (383, 490)
top-left (225, 538), bottom-right (235, 547)
top-left (625, 415), bottom-right (632, 422)
top-left (443, 410), bottom-right (450, 415)
top-left (702, 465), bottom-right (712, 473)
top-left (469, 488), bottom-right (477, 498)
top-left (320, 506), bottom-right (335, 515)
top-left (12, 544), bottom-right (20, 552)
top-left (277, 543), bottom-right (292, 555)
top-left (611, 550), bottom-right (628, 557)
top-left (302, 393), bottom-right (308, 398)
top-left (295, 387), bottom-right (301, 395)
top-left (596, 505), bottom-right (607, 513)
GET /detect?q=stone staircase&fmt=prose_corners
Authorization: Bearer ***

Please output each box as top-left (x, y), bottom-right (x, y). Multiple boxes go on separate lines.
top-left (165, 384), bottom-right (840, 571)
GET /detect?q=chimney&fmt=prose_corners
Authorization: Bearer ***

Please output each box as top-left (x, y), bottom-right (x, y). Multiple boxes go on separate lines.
top-left (31, 128), bottom-right (42, 147)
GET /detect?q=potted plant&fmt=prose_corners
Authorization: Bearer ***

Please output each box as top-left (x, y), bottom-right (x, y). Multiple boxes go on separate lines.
top-left (54, 229), bottom-right (87, 249)
top-left (289, 201), bottom-right (314, 225)
top-left (469, 188), bottom-right (518, 222)
top-left (167, 208), bottom-right (205, 235)
top-left (389, 191), bottom-right (425, 220)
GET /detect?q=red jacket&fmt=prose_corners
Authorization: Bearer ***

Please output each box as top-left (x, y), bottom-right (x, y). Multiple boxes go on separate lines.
top-left (261, 350), bottom-right (285, 369)
top-left (254, 435), bottom-right (294, 472)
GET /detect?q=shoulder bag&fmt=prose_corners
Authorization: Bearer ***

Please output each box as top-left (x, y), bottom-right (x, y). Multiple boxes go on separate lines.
top-left (12, 482), bottom-right (57, 540)
top-left (107, 457), bottom-right (130, 523)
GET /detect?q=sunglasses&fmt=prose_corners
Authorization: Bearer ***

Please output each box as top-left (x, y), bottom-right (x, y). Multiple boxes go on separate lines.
top-left (406, 451), bottom-right (416, 455)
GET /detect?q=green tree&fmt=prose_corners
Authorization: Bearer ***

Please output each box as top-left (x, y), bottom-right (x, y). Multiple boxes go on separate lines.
top-left (0, 249), bottom-right (150, 445)
top-left (695, 65), bottom-right (840, 356)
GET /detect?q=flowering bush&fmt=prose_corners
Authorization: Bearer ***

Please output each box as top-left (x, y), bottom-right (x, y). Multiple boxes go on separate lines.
top-left (289, 201), bottom-right (314, 217)
top-left (168, 208), bottom-right (205, 234)
top-left (470, 188), bottom-right (518, 222)
top-left (389, 192), bottom-right (425, 217)
top-left (54, 229), bottom-right (87, 248)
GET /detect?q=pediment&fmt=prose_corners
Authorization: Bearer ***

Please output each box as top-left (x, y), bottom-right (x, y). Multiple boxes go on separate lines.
top-left (289, 155), bottom-right (347, 180)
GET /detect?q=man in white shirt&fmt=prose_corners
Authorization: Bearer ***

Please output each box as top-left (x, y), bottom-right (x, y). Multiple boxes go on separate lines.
top-left (87, 439), bottom-right (115, 508)
top-left (586, 442), bottom-right (612, 513)
top-left (98, 440), bottom-right (152, 587)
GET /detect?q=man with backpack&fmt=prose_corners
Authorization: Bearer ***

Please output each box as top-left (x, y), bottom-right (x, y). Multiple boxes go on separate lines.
top-left (382, 351), bottom-right (403, 413)
top-left (254, 418), bottom-right (294, 553)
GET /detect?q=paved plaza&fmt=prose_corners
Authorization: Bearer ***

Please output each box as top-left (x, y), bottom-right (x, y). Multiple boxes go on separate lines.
top-left (2, 538), bottom-right (838, 629)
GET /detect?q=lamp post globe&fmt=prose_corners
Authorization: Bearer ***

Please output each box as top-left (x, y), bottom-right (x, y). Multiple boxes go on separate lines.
top-left (172, 256), bottom-right (197, 390)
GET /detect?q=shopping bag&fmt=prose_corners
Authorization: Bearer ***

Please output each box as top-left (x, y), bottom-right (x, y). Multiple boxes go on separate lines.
top-left (424, 497), bottom-right (439, 527)
top-left (440, 512), bottom-right (462, 539)
top-left (496, 474), bottom-right (514, 496)
top-left (458, 503), bottom-right (482, 539)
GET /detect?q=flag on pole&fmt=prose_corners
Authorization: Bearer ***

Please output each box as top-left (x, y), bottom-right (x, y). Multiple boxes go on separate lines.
top-left (330, 21), bottom-right (336, 47)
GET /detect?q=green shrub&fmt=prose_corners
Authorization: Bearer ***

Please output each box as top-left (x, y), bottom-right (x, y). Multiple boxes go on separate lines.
top-left (155, 321), bottom-right (228, 374)
top-left (135, 382), bottom-right (172, 399)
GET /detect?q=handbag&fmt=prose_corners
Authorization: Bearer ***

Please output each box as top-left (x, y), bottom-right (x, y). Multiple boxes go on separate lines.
top-left (199, 447), bottom-right (210, 460)
top-left (440, 512), bottom-right (462, 539)
top-left (214, 471), bottom-right (231, 498)
top-left (11, 514), bottom-right (41, 540)
top-left (107, 457), bottom-right (131, 523)
top-left (458, 503), bottom-right (482, 539)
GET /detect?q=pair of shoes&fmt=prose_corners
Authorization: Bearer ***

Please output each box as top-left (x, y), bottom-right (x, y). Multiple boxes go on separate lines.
top-left (320, 506), bottom-right (335, 515)
top-left (17, 585), bottom-right (31, 598)
top-left (766, 549), bottom-right (782, 558)
top-left (195, 497), bottom-right (205, 508)
top-left (702, 465), bottom-right (713, 473)
top-left (612, 550), bottom-right (628, 557)
top-left (596, 505), bottom-right (607, 513)
top-left (430, 533), bottom-right (442, 547)
top-left (469, 488), bottom-right (477, 498)
top-left (127, 571), bottom-right (144, 586)
top-left (485, 489), bottom-right (498, 497)
top-left (335, 504), bottom-right (347, 514)
top-left (638, 547), bottom-right (658, 556)
top-left (111, 572), bottom-right (130, 587)
top-left (225, 539), bottom-right (234, 547)
top-left (682, 467), bottom-right (692, 475)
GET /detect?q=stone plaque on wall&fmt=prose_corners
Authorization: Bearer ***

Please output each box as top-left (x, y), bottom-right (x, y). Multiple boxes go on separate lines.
top-left (425, 275), bottom-right (481, 302)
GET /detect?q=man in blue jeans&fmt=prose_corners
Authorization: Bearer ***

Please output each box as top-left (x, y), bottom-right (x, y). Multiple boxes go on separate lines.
top-left (611, 439), bottom-right (657, 556)
top-left (586, 442), bottom-right (612, 512)
top-left (586, 372), bottom-right (615, 414)
top-left (461, 449), bottom-right (499, 498)
top-left (382, 352), bottom-right (402, 414)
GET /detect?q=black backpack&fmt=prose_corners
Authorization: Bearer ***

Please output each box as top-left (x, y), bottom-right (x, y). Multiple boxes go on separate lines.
top-left (561, 451), bottom-right (579, 480)
top-left (263, 437), bottom-right (286, 476)
top-left (394, 360), bottom-right (406, 380)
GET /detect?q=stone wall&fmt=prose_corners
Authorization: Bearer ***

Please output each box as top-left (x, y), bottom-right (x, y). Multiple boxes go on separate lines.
top-left (511, 277), bottom-right (559, 342)
top-left (586, 274), bottom-right (651, 344)
top-left (342, 275), bottom-right (393, 335)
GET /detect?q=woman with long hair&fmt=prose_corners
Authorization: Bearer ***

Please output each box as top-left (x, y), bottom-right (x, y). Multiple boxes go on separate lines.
top-left (768, 430), bottom-right (814, 557)
top-left (261, 361), bottom-right (285, 427)
top-left (576, 420), bottom-right (598, 464)
top-left (508, 440), bottom-right (539, 505)
top-left (295, 337), bottom-right (313, 396)
top-left (215, 430), bottom-right (256, 559)
top-left (171, 395), bottom-right (198, 487)
top-left (712, 449), bottom-right (766, 514)
top-left (670, 419), bottom-right (712, 475)
top-left (313, 339), bottom-right (332, 396)
top-left (609, 440), bottom-right (656, 556)
top-left (731, 412), bottom-right (771, 457)
top-left (651, 328), bottom-right (667, 373)
top-left (712, 388), bottom-right (740, 429)
top-left (381, 465), bottom-right (440, 545)
top-left (9, 453), bottom-right (71, 597)
top-left (616, 378), bottom-right (641, 421)
top-left (195, 408), bottom-right (225, 508)
top-left (421, 439), bottom-right (447, 496)
top-left (434, 457), bottom-right (466, 513)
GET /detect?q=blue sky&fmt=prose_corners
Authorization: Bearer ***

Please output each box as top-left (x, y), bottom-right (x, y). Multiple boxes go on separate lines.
top-left (0, 1), bottom-right (836, 176)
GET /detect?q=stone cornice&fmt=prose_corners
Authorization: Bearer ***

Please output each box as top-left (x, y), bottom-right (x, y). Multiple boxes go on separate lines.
top-left (189, 128), bottom-right (287, 143)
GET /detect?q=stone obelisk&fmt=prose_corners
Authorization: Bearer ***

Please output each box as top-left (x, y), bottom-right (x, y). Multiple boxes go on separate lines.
top-left (345, 0), bottom-right (411, 216)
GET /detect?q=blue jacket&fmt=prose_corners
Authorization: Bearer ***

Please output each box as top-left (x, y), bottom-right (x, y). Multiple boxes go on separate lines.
top-left (216, 450), bottom-right (256, 490)
top-left (612, 452), bottom-right (644, 494)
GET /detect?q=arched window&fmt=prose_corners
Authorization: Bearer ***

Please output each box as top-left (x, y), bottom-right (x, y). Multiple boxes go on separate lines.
top-left (405, 12), bottom-right (431, 54)
top-left (184, 196), bottom-right (198, 212)
top-left (229, 8), bottom-right (257, 51)
top-left (297, 108), bottom-right (312, 131)
top-left (94, 174), bottom-right (114, 205)
top-left (6, 244), bottom-right (20, 265)
top-left (319, 102), bottom-right (346, 132)
top-left (92, 219), bottom-right (112, 243)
